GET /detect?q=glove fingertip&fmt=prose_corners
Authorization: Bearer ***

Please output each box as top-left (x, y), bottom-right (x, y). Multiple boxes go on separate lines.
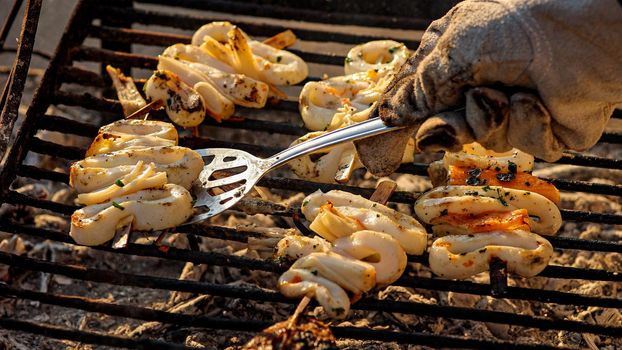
top-left (414, 111), bottom-right (474, 153)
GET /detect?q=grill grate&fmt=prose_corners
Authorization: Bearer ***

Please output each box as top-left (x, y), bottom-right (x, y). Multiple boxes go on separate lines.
top-left (0, 1), bottom-right (621, 349)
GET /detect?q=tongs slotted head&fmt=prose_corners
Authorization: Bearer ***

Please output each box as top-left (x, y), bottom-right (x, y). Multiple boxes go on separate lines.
top-left (186, 118), bottom-right (403, 224)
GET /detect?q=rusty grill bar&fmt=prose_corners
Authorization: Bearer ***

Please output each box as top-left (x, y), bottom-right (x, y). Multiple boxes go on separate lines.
top-left (0, 0), bottom-right (621, 349)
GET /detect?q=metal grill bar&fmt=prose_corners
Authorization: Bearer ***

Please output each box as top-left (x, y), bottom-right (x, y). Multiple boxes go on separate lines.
top-left (134, 0), bottom-right (432, 30)
top-left (0, 259), bottom-right (619, 342)
top-left (1, 243), bottom-right (621, 309)
top-left (0, 0), bottom-right (43, 158)
top-left (1, 221), bottom-right (621, 290)
top-left (0, 312), bottom-right (563, 350)
top-left (0, 318), bottom-right (193, 350)
top-left (94, 9), bottom-right (423, 48)
top-left (0, 0), bottom-right (93, 195)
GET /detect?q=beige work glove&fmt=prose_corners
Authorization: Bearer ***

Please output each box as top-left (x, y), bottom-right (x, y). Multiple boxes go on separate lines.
top-left (356, 0), bottom-right (622, 176)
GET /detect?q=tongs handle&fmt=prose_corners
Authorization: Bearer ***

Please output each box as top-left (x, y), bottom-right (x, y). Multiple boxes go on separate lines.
top-left (267, 118), bottom-right (403, 170)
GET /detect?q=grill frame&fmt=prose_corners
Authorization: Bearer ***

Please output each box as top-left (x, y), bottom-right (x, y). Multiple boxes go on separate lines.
top-left (0, 1), bottom-right (621, 349)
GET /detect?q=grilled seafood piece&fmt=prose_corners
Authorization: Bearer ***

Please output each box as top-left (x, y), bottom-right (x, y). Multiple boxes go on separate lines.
top-left (163, 42), bottom-right (234, 73)
top-left (70, 146), bottom-right (204, 193)
top-left (414, 185), bottom-right (562, 235)
top-left (299, 73), bottom-right (380, 131)
top-left (298, 40), bottom-right (407, 131)
top-left (291, 252), bottom-right (376, 295)
top-left (193, 21), bottom-right (308, 86)
top-left (430, 209), bottom-right (531, 236)
top-left (333, 230), bottom-right (406, 286)
top-left (86, 119), bottom-right (178, 157)
top-left (288, 133), bottom-right (362, 183)
top-left (302, 190), bottom-right (427, 254)
top-left (156, 59), bottom-right (235, 121)
top-left (70, 184), bottom-right (193, 246)
top-left (277, 231), bottom-right (406, 286)
top-left (105, 65), bottom-right (147, 116)
top-left (278, 269), bottom-right (351, 318)
top-left (144, 70), bottom-right (206, 127)
top-left (443, 142), bottom-right (535, 173)
top-left (445, 166), bottom-right (560, 204)
top-left (428, 142), bottom-right (559, 203)
top-left (76, 161), bottom-right (167, 206)
top-left (276, 234), bottom-right (332, 259)
top-left (277, 190), bottom-right (423, 318)
top-left (429, 230), bottom-right (553, 279)
top-left (344, 40), bottom-right (409, 76)
top-left (162, 45), bottom-right (269, 108)
top-left (242, 315), bottom-right (337, 350)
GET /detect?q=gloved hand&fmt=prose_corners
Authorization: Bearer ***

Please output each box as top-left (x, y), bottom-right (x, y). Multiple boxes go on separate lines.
top-left (355, 0), bottom-right (622, 176)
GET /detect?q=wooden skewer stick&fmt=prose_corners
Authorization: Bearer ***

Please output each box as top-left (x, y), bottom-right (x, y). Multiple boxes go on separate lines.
top-left (125, 99), bottom-right (164, 120)
top-left (287, 294), bottom-right (312, 330)
top-left (369, 180), bottom-right (397, 205)
top-left (111, 216), bottom-right (133, 249)
top-left (286, 180), bottom-right (398, 328)
top-left (489, 257), bottom-right (508, 296)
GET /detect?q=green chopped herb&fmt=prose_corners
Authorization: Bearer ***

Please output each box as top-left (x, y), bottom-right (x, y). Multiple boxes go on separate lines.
top-left (345, 57), bottom-right (353, 64)
top-left (508, 161), bottom-right (517, 174)
top-left (302, 200), bottom-right (309, 207)
top-left (276, 55), bottom-right (282, 63)
top-left (112, 201), bottom-right (125, 210)
top-left (115, 179), bottom-right (125, 187)
top-left (482, 185), bottom-right (492, 192)
top-left (495, 188), bottom-right (508, 206)
top-left (388, 46), bottom-right (400, 54)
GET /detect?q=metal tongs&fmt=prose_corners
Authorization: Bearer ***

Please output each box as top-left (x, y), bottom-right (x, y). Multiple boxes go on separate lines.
top-left (186, 118), bottom-right (404, 223)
